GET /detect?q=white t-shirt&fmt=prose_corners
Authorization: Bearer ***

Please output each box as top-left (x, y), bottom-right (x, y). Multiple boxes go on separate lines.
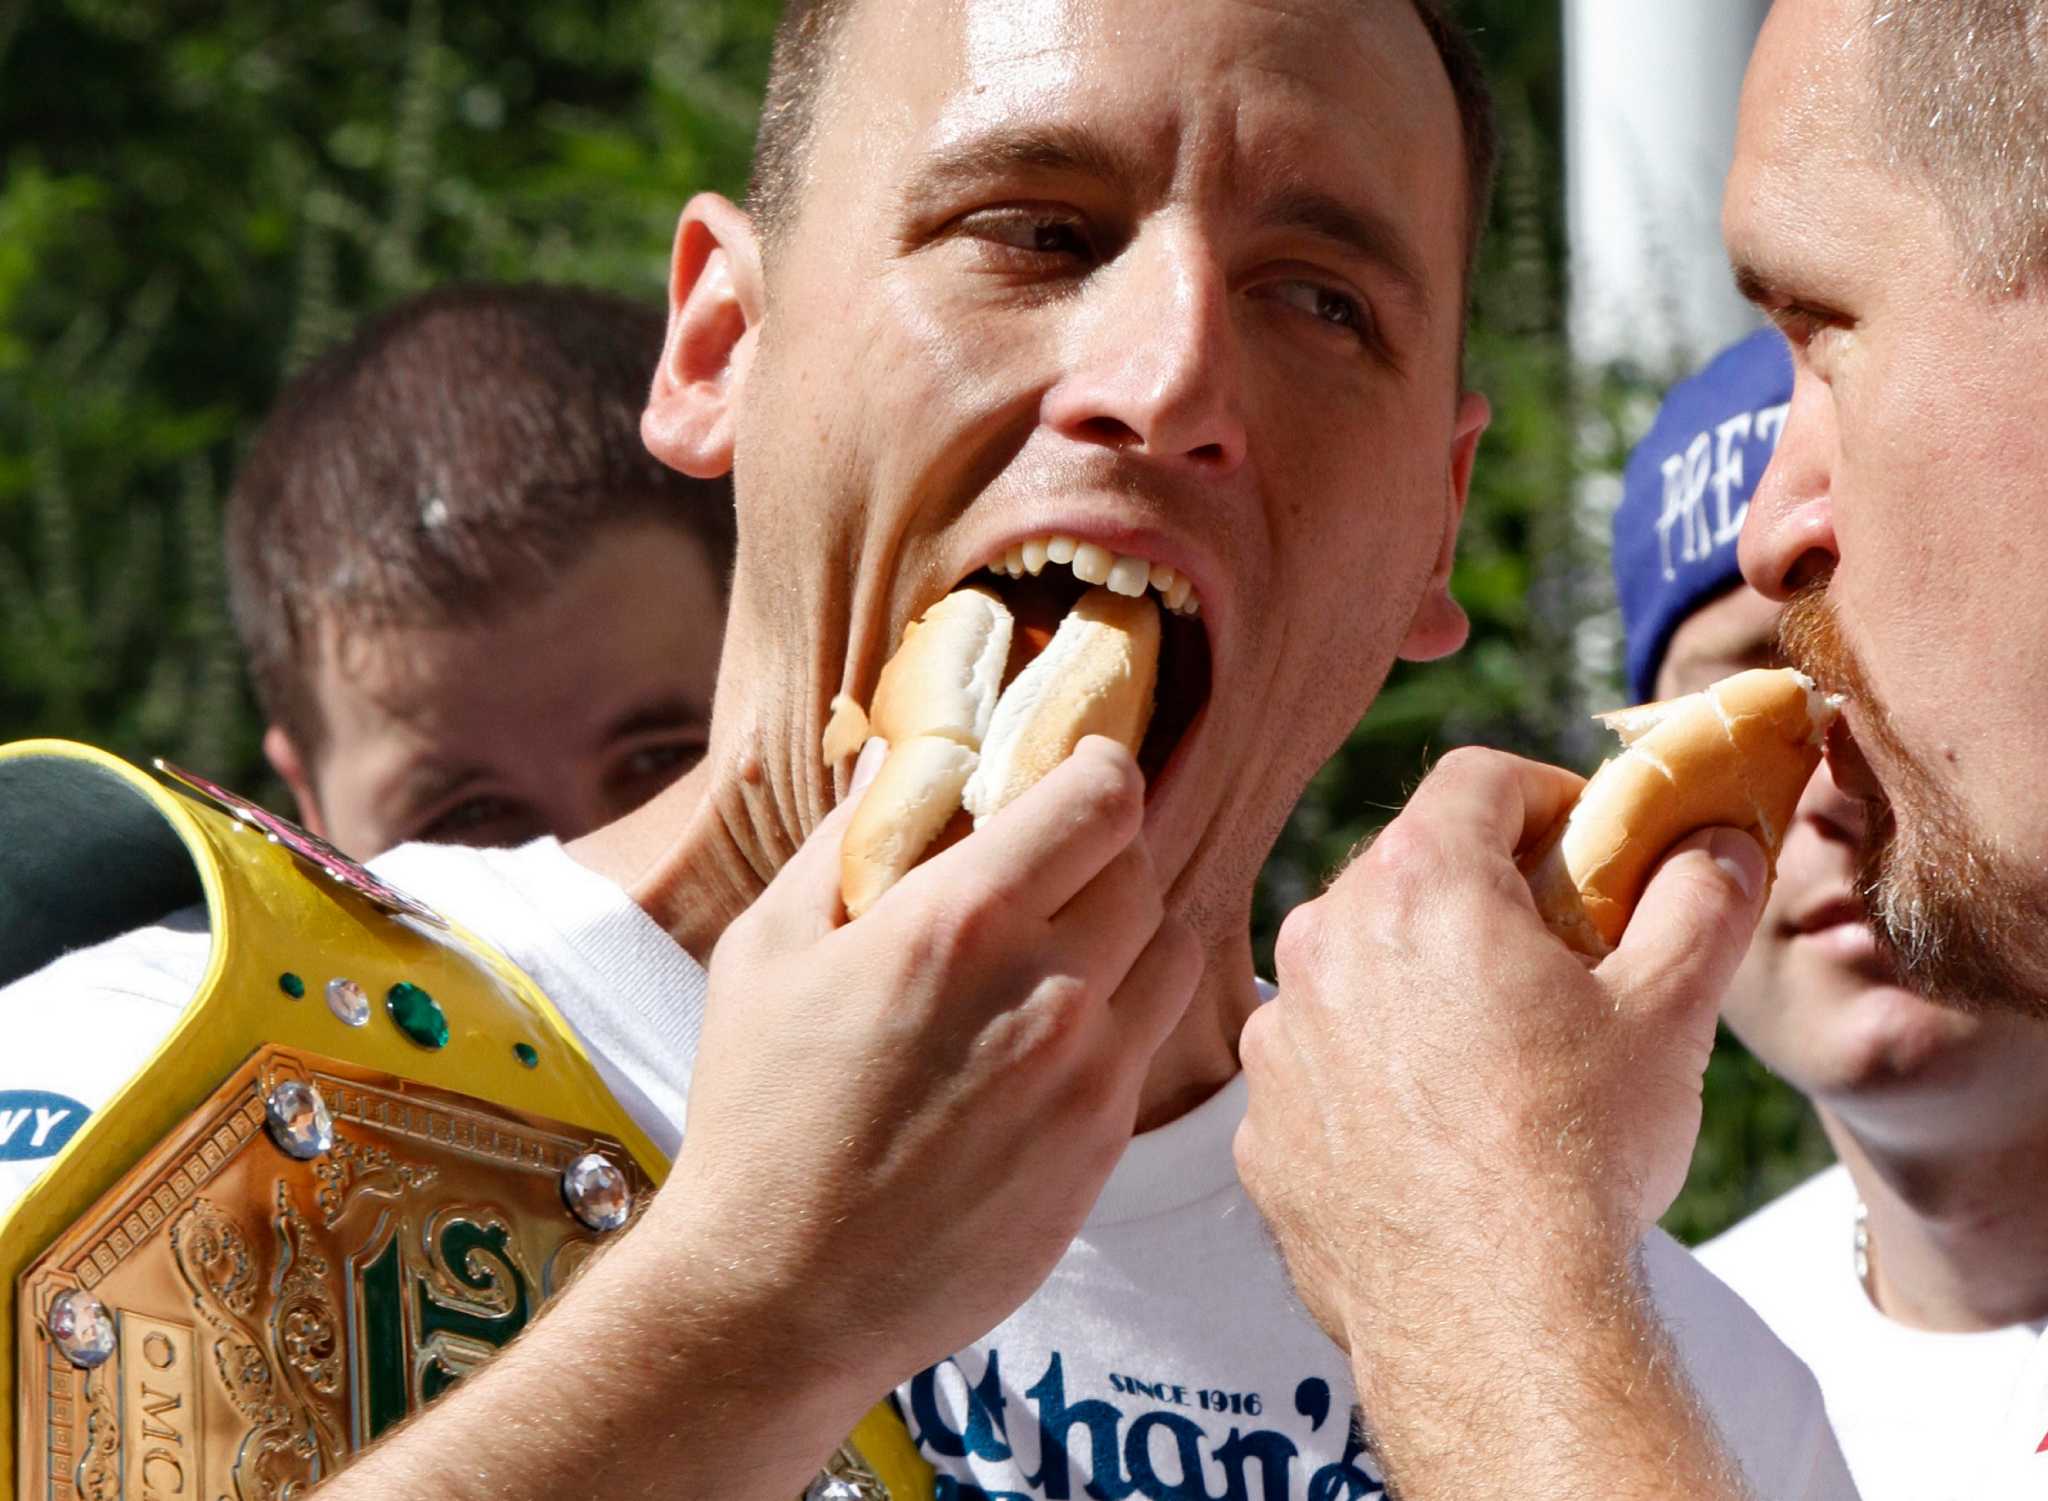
top-left (1, 838), bottom-right (1857, 1498)
top-left (1702, 1164), bottom-right (2048, 1501)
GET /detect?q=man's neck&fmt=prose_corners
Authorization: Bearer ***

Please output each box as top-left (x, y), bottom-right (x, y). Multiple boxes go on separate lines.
top-left (1135, 928), bottom-right (1260, 1132)
top-left (569, 756), bottom-right (1262, 1135)
top-left (1823, 1105), bottom-right (2048, 1332)
top-left (567, 753), bottom-right (809, 964)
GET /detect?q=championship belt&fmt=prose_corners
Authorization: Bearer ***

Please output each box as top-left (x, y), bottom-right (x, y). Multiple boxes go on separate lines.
top-left (0, 741), bottom-right (931, 1501)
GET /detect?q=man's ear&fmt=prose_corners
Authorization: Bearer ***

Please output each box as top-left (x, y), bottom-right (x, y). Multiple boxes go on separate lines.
top-left (643, 192), bottom-right (767, 479)
top-left (1397, 388), bottom-right (1490, 664)
top-left (263, 724), bottom-right (330, 839)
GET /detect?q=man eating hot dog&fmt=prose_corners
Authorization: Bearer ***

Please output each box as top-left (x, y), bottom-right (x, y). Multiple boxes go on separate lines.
top-left (1237, 2), bottom-right (2048, 1496)
top-left (1606, 327), bottom-right (2048, 1501)
top-left (0, 2), bottom-right (1856, 1496)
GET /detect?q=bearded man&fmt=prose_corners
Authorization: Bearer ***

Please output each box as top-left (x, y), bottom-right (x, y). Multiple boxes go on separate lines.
top-left (1238, 3), bottom-right (2048, 1497)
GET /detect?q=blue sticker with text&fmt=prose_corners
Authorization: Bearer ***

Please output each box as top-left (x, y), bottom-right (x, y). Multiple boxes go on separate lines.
top-left (0, 1092), bottom-right (87, 1161)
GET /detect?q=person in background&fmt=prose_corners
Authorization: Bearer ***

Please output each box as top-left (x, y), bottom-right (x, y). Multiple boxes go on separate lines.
top-left (226, 283), bottom-right (735, 858)
top-left (1613, 326), bottom-right (2048, 1501)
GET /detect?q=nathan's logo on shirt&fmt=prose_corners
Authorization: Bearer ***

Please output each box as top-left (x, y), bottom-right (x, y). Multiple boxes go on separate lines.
top-left (0, 1091), bottom-right (87, 1161)
top-left (909, 1350), bottom-right (1385, 1500)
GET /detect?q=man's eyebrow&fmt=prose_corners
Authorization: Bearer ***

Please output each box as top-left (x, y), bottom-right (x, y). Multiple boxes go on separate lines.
top-left (396, 759), bottom-right (489, 812)
top-left (1261, 186), bottom-right (1430, 315)
top-left (908, 124), bottom-right (1143, 202)
top-left (1732, 261), bottom-right (1778, 309)
top-left (603, 695), bottom-right (709, 743)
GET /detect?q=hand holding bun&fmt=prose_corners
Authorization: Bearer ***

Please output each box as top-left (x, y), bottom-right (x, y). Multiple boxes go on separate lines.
top-left (1521, 667), bottom-right (1838, 958)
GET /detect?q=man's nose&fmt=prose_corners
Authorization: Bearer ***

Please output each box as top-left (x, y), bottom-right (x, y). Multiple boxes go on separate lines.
top-left (1739, 368), bottom-right (1838, 600)
top-left (1041, 227), bottom-right (1248, 474)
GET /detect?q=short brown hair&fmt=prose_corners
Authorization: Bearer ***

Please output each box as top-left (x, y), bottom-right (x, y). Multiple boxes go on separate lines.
top-left (226, 284), bottom-right (736, 752)
top-left (1869, 0), bottom-right (2048, 290)
top-left (745, 0), bottom-right (1498, 287)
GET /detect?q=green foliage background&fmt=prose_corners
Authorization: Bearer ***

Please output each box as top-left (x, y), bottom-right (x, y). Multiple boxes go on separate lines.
top-left (0, 0), bottom-right (1829, 1240)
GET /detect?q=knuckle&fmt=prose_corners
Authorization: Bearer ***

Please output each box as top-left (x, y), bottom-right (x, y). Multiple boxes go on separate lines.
top-left (1360, 817), bottom-right (1439, 882)
top-left (1064, 741), bottom-right (1145, 830)
top-left (905, 889), bottom-right (1001, 976)
top-left (1430, 743), bottom-right (1501, 786)
top-left (1237, 1003), bottom-right (1275, 1075)
top-left (1274, 901), bottom-right (1328, 978)
top-left (1011, 973), bottom-right (1094, 1067)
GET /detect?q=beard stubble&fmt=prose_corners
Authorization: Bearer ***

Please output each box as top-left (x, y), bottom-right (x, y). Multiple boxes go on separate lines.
top-left (1778, 585), bottom-right (2048, 1019)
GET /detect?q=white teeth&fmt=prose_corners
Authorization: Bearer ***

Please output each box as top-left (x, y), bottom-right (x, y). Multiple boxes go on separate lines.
top-left (1106, 554), bottom-right (1150, 597)
top-left (1071, 542), bottom-right (1113, 585)
top-left (982, 534), bottom-right (1204, 617)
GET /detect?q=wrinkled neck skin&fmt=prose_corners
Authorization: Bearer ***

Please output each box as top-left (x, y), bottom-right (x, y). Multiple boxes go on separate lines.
top-left (567, 603), bottom-right (834, 963)
top-left (565, 604), bottom-right (1260, 1133)
top-left (1822, 1105), bottom-right (2048, 1332)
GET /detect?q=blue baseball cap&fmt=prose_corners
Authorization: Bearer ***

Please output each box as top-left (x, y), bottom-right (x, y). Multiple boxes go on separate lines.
top-left (1613, 328), bottom-right (1794, 703)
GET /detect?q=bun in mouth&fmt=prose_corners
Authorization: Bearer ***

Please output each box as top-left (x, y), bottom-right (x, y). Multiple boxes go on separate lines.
top-left (836, 582), bottom-right (1158, 918)
top-left (867, 585), bottom-right (1014, 746)
top-left (1521, 667), bottom-right (1838, 958)
top-left (961, 587), bottom-right (1160, 823)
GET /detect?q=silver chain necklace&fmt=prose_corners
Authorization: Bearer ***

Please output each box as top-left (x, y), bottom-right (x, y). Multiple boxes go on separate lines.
top-left (1854, 1199), bottom-right (1875, 1299)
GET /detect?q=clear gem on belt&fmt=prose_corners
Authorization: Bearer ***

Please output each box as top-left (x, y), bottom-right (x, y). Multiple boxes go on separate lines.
top-left (803, 1443), bottom-right (890, 1500)
top-left (327, 977), bottom-right (370, 1027)
top-left (561, 1152), bottom-right (632, 1232)
top-left (265, 1079), bottom-right (335, 1159)
top-left (46, 1290), bottom-right (117, 1369)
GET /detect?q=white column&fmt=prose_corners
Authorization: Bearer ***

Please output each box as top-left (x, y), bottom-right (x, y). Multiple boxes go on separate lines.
top-left (1565, 0), bottom-right (1771, 377)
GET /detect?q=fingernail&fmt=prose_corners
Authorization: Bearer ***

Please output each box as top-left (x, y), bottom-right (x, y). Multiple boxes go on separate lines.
top-left (1709, 828), bottom-right (1765, 901)
top-left (849, 736), bottom-right (889, 799)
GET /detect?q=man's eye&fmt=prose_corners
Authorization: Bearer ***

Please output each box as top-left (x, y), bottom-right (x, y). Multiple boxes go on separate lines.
top-left (1771, 301), bottom-right (1845, 350)
top-left (415, 795), bottom-right (532, 845)
top-left (616, 741), bottom-right (699, 782)
top-left (1263, 279), bottom-right (1373, 342)
top-left (958, 207), bottom-right (1096, 262)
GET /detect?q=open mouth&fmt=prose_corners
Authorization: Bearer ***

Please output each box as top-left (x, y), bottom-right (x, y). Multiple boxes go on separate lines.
top-left (976, 534), bottom-right (1212, 789)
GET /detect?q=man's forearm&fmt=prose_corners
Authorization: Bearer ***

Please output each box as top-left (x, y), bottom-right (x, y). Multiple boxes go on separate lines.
top-left (311, 1211), bottom-right (872, 1501)
top-left (1348, 1237), bottom-right (1752, 1501)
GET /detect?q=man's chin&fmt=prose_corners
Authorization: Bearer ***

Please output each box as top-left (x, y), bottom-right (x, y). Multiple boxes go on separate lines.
top-left (1860, 809), bottom-right (2048, 1021)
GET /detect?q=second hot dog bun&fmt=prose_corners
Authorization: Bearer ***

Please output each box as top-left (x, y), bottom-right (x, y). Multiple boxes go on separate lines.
top-left (961, 587), bottom-right (1160, 823)
top-left (1521, 667), bottom-right (1837, 958)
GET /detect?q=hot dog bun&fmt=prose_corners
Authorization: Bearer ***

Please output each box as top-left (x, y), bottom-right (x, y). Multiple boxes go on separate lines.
top-left (868, 586), bottom-right (1013, 745)
top-left (837, 582), bottom-right (1159, 916)
top-left (1521, 667), bottom-right (1837, 958)
top-left (841, 734), bottom-right (980, 919)
top-left (961, 587), bottom-right (1159, 823)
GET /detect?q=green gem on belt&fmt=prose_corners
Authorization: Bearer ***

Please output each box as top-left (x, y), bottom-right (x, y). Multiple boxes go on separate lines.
top-left (386, 981), bottom-right (449, 1050)
top-left (278, 971), bottom-right (306, 999)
